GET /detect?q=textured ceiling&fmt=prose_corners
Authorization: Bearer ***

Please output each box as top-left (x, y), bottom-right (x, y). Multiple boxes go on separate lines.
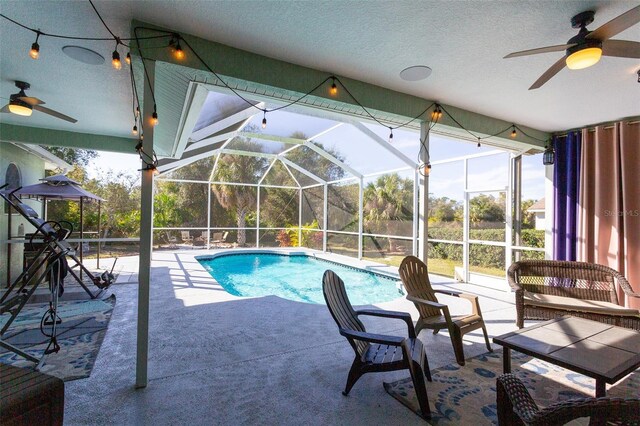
top-left (1, 0), bottom-right (639, 141)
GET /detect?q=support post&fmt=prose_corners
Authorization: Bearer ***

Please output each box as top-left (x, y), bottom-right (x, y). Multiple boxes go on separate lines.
top-left (80, 197), bottom-right (84, 280)
top-left (544, 161), bottom-right (554, 260)
top-left (463, 159), bottom-right (469, 282)
top-left (136, 59), bottom-right (155, 389)
top-left (513, 155), bottom-right (522, 262)
top-left (206, 182), bottom-right (211, 249)
top-left (413, 170), bottom-right (419, 257)
top-left (358, 178), bottom-right (363, 260)
top-left (256, 184), bottom-right (261, 248)
top-left (97, 200), bottom-right (101, 269)
top-left (323, 184), bottom-right (328, 252)
top-left (418, 121), bottom-right (429, 262)
top-left (298, 188), bottom-right (302, 247)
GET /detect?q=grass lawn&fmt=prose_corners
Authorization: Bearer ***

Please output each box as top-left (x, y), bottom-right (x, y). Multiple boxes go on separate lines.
top-left (363, 255), bottom-right (504, 278)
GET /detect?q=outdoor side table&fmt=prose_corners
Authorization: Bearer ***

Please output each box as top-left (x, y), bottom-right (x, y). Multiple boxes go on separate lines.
top-left (493, 316), bottom-right (640, 398)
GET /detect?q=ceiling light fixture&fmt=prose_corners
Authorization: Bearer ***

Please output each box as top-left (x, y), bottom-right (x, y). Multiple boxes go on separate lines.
top-left (399, 65), bottom-right (432, 81)
top-left (565, 44), bottom-right (602, 70)
top-left (8, 99), bottom-right (33, 116)
top-left (29, 31), bottom-right (41, 59)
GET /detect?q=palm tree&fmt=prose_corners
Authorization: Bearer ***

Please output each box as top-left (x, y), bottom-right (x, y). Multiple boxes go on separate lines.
top-left (211, 138), bottom-right (267, 246)
top-left (363, 173), bottom-right (413, 252)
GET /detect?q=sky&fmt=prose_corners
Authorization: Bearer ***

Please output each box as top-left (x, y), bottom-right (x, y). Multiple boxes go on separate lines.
top-left (87, 93), bottom-right (546, 203)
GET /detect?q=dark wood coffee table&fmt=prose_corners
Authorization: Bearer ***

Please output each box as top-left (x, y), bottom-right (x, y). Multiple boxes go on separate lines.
top-left (493, 316), bottom-right (640, 397)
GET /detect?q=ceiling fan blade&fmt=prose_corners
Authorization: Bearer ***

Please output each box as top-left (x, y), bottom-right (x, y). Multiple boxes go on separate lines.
top-left (0, 104), bottom-right (11, 113)
top-left (18, 96), bottom-right (45, 106)
top-left (504, 44), bottom-right (575, 59)
top-left (33, 105), bottom-right (77, 123)
top-left (587, 5), bottom-right (640, 41)
top-left (529, 56), bottom-right (567, 90)
top-left (602, 39), bottom-right (640, 58)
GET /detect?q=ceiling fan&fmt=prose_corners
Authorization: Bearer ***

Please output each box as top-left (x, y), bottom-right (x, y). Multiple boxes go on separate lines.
top-left (1, 81), bottom-right (77, 123)
top-left (505, 5), bottom-right (640, 90)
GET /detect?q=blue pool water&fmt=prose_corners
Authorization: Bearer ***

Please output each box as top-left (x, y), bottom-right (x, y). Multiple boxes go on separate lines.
top-left (198, 253), bottom-right (403, 305)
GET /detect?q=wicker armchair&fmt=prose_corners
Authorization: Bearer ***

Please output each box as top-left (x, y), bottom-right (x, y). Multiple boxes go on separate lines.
top-left (496, 373), bottom-right (640, 426)
top-left (507, 260), bottom-right (640, 331)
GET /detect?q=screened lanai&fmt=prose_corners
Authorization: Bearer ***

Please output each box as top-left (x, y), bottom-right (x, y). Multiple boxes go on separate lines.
top-left (153, 88), bottom-right (546, 289)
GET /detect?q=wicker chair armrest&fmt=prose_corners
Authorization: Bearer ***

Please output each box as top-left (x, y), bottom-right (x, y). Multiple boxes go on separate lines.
top-left (497, 374), bottom-right (640, 426)
top-left (339, 328), bottom-right (405, 346)
top-left (529, 397), bottom-right (640, 426)
top-left (507, 263), bottom-right (523, 291)
top-left (356, 309), bottom-right (416, 338)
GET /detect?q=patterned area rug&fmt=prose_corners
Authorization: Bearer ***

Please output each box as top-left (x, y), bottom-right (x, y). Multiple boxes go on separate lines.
top-left (0, 295), bottom-right (116, 381)
top-left (384, 350), bottom-right (640, 425)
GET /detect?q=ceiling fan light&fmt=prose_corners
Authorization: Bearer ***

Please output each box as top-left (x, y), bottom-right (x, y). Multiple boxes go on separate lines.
top-left (9, 100), bottom-right (33, 116)
top-left (566, 47), bottom-right (602, 70)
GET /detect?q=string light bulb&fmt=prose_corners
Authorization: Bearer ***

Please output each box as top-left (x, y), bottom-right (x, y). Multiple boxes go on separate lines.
top-left (132, 124), bottom-right (138, 136)
top-left (477, 141), bottom-right (482, 148)
top-left (329, 77), bottom-right (338, 96)
top-left (389, 128), bottom-right (394, 142)
top-left (173, 40), bottom-right (185, 60)
top-left (510, 126), bottom-right (517, 138)
top-left (431, 105), bottom-right (442, 121)
top-left (112, 47), bottom-right (121, 70)
top-left (29, 32), bottom-right (41, 59)
top-left (125, 52), bottom-right (131, 65)
top-left (151, 111), bottom-right (158, 126)
top-left (262, 111), bottom-right (267, 129)
top-left (424, 162), bottom-right (432, 176)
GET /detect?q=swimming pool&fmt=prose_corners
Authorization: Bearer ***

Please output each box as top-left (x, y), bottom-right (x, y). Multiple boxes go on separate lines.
top-left (197, 253), bottom-right (403, 305)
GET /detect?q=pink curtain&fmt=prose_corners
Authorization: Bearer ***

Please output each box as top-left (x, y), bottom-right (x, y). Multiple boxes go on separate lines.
top-left (578, 121), bottom-right (640, 308)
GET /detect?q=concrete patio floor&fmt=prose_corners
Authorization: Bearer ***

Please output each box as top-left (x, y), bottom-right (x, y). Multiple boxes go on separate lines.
top-left (64, 249), bottom-right (520, 425)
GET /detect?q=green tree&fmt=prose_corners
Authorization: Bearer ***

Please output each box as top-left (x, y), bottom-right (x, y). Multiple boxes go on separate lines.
top-left (428, 196), bottom-right (462, 223)
top-left (211, 138), bottom-right (267, 246)
top-left (44, 146), bottom-right (98, 167)
top-left (469, 194), bottom-right (505, 224)
top-left (363, 173), bottom-right (413, 251)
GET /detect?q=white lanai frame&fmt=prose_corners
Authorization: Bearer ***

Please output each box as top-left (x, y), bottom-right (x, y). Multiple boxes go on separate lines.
top-left (154, 89), bottom-right (421, 258)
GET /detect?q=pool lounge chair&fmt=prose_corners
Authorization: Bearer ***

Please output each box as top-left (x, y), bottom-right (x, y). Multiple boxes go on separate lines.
top-left (212, 231), bottom-right (229, 247)
top-left (181, 231), bottom-right (193, 244)
top-left (399, 255), bottom-right (492, 366)
top-left (322, 270), bottom-right (432, 419)
top-left (165, 232), bottom-right (178, 249)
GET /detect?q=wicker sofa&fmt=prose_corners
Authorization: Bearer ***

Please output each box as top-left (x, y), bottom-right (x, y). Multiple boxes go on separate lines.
top-left (507, 260), bottom-right (640, 331)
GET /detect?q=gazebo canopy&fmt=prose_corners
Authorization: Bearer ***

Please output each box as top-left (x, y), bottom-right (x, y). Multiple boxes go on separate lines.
top-left (16, 174), bottom-right (104, 201)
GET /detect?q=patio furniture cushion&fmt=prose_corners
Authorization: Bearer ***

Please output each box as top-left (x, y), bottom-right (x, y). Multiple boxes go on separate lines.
top-left (523, 291), bottom-right (640, 317)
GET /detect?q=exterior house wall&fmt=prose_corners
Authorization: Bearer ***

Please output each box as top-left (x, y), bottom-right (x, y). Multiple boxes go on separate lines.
top-left (534, 211), bottom-right (545, 230)
top-left (0, 142), bottom-right (46, 287)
